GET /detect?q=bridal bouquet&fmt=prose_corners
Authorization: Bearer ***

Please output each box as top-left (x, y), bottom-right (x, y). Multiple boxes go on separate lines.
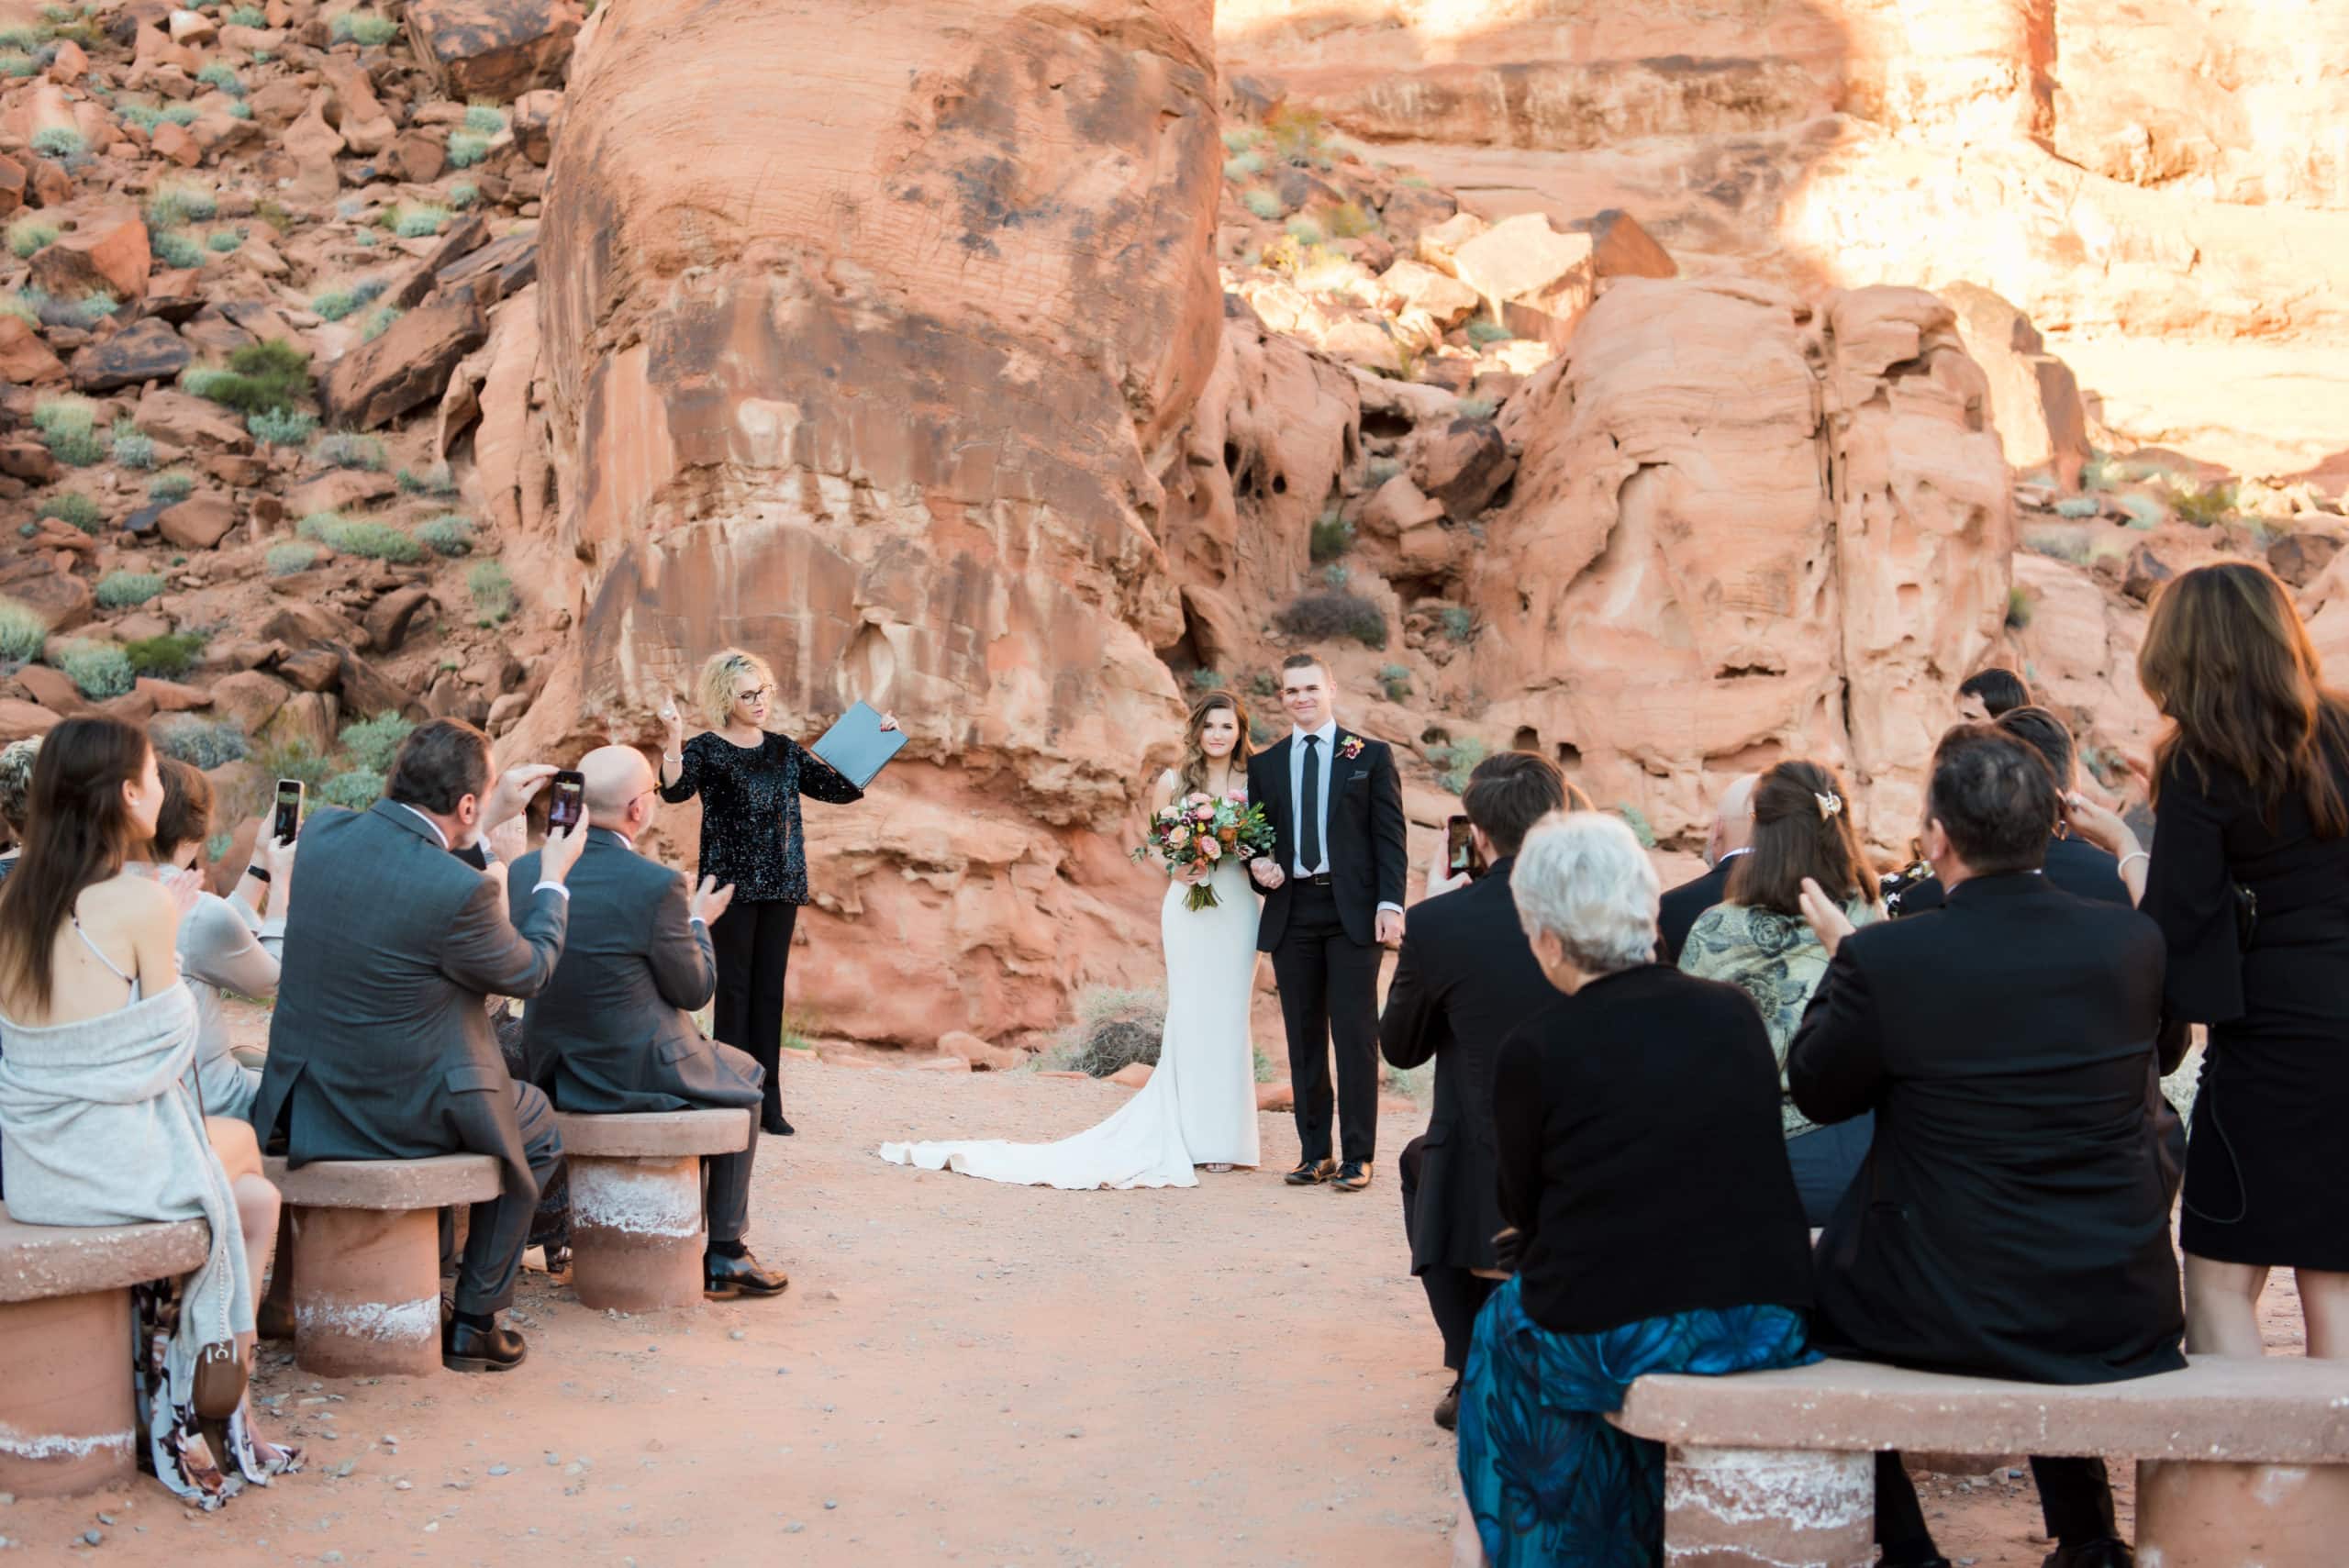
top-left (1132, 792), bottom-right (1278, 910)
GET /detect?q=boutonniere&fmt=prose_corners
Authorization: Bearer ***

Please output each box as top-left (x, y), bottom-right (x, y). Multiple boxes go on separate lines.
top-left (1339, 736), bottom-right (1364, 761)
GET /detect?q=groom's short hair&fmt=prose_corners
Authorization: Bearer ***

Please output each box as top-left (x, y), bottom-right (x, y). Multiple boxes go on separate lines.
top-left (1464, 751), bottom-right (1584, 859)
top-left (1279, 651), bottom-right (1327, 681)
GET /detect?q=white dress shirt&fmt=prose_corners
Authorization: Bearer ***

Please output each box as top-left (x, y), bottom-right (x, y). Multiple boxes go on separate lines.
top-left (1286, 721), bottom-right (1401, 917)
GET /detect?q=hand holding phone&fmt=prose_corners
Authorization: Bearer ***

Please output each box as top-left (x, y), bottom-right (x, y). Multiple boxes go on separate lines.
top-left (1445, 815), bottom-right (1485, 882)
top-left (273, 779), bottom-right (306, 843)
top-left (547, 768), bottom-right (585, 833)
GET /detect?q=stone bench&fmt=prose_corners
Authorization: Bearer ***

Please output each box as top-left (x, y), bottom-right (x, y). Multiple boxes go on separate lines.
top-left (262, 1153), bottom-right (501, 1378)
top-left (0, 1206), bottom-right (210, 1497)
top-left (1609, 1355), bottom-right (2349, 1568)
top-left (552, 1109), bottom-right (752, 1312)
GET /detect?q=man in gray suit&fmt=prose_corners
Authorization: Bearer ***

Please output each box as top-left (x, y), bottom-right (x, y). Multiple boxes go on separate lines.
top-left (252, 719), bottom-right (587, 1372)
top-left (509, 746), bottom-right (786, 1298)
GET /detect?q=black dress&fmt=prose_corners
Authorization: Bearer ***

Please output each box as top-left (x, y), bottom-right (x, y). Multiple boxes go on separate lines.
top-left (2142, 750), bottom-right (2349, 1271)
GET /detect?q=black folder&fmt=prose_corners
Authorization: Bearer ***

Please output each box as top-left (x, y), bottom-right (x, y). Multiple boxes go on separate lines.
top-left (808, 702), bottom-right (905, 790)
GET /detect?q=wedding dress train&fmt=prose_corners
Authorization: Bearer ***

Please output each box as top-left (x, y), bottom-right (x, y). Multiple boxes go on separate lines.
top-left (877, 854), bottom-right (1263, 1187)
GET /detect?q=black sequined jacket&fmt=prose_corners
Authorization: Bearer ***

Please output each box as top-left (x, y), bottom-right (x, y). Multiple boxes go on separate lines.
top-left (658, 731), bottom-right (863, 905)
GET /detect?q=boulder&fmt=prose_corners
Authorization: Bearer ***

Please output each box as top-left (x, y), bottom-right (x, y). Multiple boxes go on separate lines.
top-left (0, 568), bottom-right (93, 631)
top-left (320, 292), bottom-right (489, 429)
top-left (384, 127), bottom-right (447, 185)
top-left (94, 689), bottom-right (160, 727)
top-left (67, 317), bottom-right (192, 393)
top-left (2266, 531), bottom-right (2341, 590)
top-left (510, 89), bottom-right (562, 165)
top-left (1588, 209), bottom-right (1677, 283)
top-left (286, 469), bottom-right (398, 517)
top-left (0, 439), bottom-right (61, 484)
top-left (1376, 258), bottom-right (1479, 330)
top-left (1450, 212), bottom-right (1592, 309)
top-left (404, 0), bottom-right (584, 102)
top-left (1414, 211), bottom-right (1486, 274)
top-left (209, 669), bottom-right (291, 734)
top-left (1380, 182), bottom-right (1456, 237)
top-left (0, 315), bottom-right (65, 384)
top-left (275, 648), bottom-right (340, 692)
top-left (135, 676), bottom-right (211, 712)
top-left (0, 152), bottom-right (25, 217)
top-left (12, 663), bottom-right (83, 713)
top-left (157, 494), bottom-right (239, 550)
top-left (262, 689), bottom-right (338, 754)
top-left (1942, 282), bottom-right (2091, 491)
top-left (280, 91), bottom-right (346, 204)
top-left (334, 643), bottom-right (427, 720)
top-left (362, 585), bottom-right (439, 653)
top-left (0, 699), bottom-right (63, 743)
top-left (150, 121), bottom-right (202, 166)
top-left (937, 1029), bottom-right (1025, 1072)
top-left (135, 388), bottom-right (252, 450)
top-left (262, 600), bottom-right (363, 649)
top-left (27, 210), bottom-right (151, 302)
top-left (1358, 472), bottom-right (1445, 539)
top-left (317, 54), bottom-right (397, 157)
top-left (1411, 418), bottom-right (1514, 522)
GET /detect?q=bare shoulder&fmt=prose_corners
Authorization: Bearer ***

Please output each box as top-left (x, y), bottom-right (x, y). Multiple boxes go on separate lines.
top-left (80, 871), bottom-right (175, 927)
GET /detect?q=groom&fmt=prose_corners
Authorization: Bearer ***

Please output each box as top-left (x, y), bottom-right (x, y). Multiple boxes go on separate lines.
top-left (1248, 651), bottom-right (1409, 1191)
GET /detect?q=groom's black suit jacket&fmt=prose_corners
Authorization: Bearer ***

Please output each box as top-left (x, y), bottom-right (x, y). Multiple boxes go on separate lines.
top-left (1247, 727), bottom-right (1408, 951)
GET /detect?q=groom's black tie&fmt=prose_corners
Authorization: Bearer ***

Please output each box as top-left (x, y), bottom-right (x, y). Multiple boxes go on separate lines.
top-left (1299, 733), bottom-right (1323, 874)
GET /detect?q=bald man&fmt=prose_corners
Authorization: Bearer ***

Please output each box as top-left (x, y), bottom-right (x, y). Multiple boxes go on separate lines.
top-left (507, 746), bottom-right (787, 1299)
top-left (1655, 773), bottom-right (1758, 965)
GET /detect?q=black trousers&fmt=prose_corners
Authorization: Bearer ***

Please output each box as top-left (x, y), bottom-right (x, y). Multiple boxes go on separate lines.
top-left (1399, 1135), bottom-right (1495, 1372)
top-left (709, 898), bottom-right (800, 1129)
top-left (440, 1079), bottom-right (566, 1317)
top-left (1269, 879), bottom-right (1381, 1164)
top-left (1876, 1451), bottom-right (2119, 1560)
top-left (702, 1044), bottom-right (764, 1247)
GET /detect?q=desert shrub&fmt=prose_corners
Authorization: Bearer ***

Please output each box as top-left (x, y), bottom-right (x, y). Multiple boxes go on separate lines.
top-left (1327, 201), bottom-right (1376, 239)
top-left (152, 231), bottom-right (206, 270)
top-left (152, 715), bottom-right (249, 769)
top-left (1617, 805), bottom-right (1658, 849)
top-left (256, 737), bottom-right (333, 794)
top-left (249, 408), bottom-right (317, 446)
top-left (1265, 103), bottom-right (1327, 163)
top-left (1377, 662), bottom-right (1411, 703)
top-left (1220, 126), bottom-right (1262, 153)
top-left (253, 198), bottom-right (293, 232)
top-left (2021, 527), bottom-right (2093, 565)
top-left (6, 216), bottom-right (58, 258)
top-left (1240, 187), bottom-right (1282, 221)
top-left (2080, 454), bottom-right (2117, 493)
top-left (2006, 585), bottom-right (2034, 629)
top-left (228, 100), bottom-right (253, 119)
top-left (1223, 151), bottom-right (1264, 181)
top-left (96, 571), bottom-right (166, 608)
top-left (147, 471), bottom-right (195, 504)
top-left (398, 462), bottom-right (459, 496)
top-left (2053, 496), bottom-right (2099, 519)
top-left (1322, 562), bottom-right (1351, 589)
top-left (145, 180), bottom-right (217, 228)
top-left (0, 25), bottom-right (35, 50)
top-left (2119, 494), bottom-right (2166, 531)
top-left (328, 10), bottom-right (399, 46)
top-left (1429, 738), bottom-right (1486, 795)
top-left (1385, 1059), bottom-right (1432, 1104)
top-left (125, 631), bottom-right (205, 677)
top-left (360, 305), bottom-right (401, 342)
top-left (445, 130), bottom-right (491, 168)
top-left (1439, 605), bottom-right (1475, 643)
top-left (311, 276), bottom-right (387, 321)
top-left (186, 338), bottom-right (311, 414)
top-left (1284, 216), bottom-right (1323, 245)
top-left (1465, 317), bottom-right (1509, 346)
top-left (29, 126), bottom-right (83, 160)
top-left (338, 710), bottom-right (416, 773)
top-left (1050, 986), bottom-right (1166, 1076)
top-left (265, 540), bottom-right (320, 576)
top-left (1252, 1045), bottom-right (1275, 1084)
top-left (301, 513), bottom-right (421, 562)
top-left (1454, 395), bottom-right (1497, 421)
top-left (353, 229), bottom-right (376, 247)
top-left (318, 769), bottom-right (386, 810)
top-left (2170, 481), bottom-right (2237, 528)
top-left (1275, 588), bottom-right (1386, 651)
top-left (0, 51), bottom-right (35, 78)
top-left (466, 560), bottom-right (517, 624)
top-left (33, 395), bottom-right (105, 466)
top-left (57, 641), bottom-right (133, 699)
top-left (35, 492), bottom-right (103, 534)
top-left (1308, 509), bottom-right (1353, 563)
top-left (311, 429), bottom-right (387, 472)
top-left (1188, 668), bottom-right (1225, 692)
top-left (463, 102), bottom-right (506, 134)
top-left (447, 181), bottom-right (480, 209)
top-left (196, 61), bottom-right (245, 95)
top-left (63, 292), bottom-right (118, 326)
top-left (1247, 670), bottom-right (1279, 698)
top-left (109, 419), bottom-right (157, 471)
top-left (417, 514), bottom-right (474, 555)
top-left (1365, 457), bottom-right (1400, 487)
top-left (0, 599), bottom-right (50, 662)
top-left (228, 5), bottom-right (267, 26)
top-left (388, 204), bottom-right (452, 238)
top-left (206, 228), bottom-right (241, 253)
top-left (0, 291), bottom-right (34, 325)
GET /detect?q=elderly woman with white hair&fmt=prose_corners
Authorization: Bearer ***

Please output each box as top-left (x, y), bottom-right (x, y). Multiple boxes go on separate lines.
top-left (1455, 810), bottom-right (1819, 1568)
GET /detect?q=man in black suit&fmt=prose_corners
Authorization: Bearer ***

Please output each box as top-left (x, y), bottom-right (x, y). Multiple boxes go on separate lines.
top-left (508, 746), bottom-right (787, 1299)
top-left (1381, 751), bottom-right (1578, 1429)
top-left (1654, 772), bottom-right (1755, 962)
top-left (1246, 652), bottom-right (1409, 1192)
top-left (1954, 665), bottom-right (2032, 723)
top-left (1895, 706), bottom-right (2126, 912)
top-left (1789, 725), bottom-right (2187, 1568)
top-left (254, 720), bottom-right (585, 1372)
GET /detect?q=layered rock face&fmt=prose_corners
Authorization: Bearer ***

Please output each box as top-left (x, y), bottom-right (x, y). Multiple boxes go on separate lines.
top-left (1468, 278), bottom-right (2012, 844)
top-left (517, 0), bottom-right (1223, 1044)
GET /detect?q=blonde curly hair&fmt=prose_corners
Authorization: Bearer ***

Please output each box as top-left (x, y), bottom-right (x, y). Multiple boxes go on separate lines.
top-left (696, 648), bottom-right (777, 730)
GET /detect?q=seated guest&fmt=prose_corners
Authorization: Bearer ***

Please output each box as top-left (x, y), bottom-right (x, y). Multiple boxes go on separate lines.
top-left (1678, 759), bottom-right (1882, 1226)
top-left (1654, 772), bottom-right (1757, 962)
top-left (1457, 811), bottom-right (1816, 1568)
top-left (140, 758), bottom-right (295, 1121)
top-left (509, 745), bottom-right (787, 1299)
top-left (1380, 751), bottom-right (1584, 1429)
top-left (1789, 726), bottom-right (2185, 1568)
top-left (251, 719), bottom-right (586, 1373)
top-left (0, 717), bottom-right (297, 1505)
top-left (0, 735), bottom-right (39, 883)
top-left (1955, 665), bottom-right (2032, 723)
top-left (1896, 706), bottom-right (2128, 914)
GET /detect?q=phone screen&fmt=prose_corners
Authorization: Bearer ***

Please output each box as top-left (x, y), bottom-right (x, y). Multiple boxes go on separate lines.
top-left (548, 770), bottom-right (585, 831)
top-left (273, 779), bottom-right (304, 843)
top-left (1446, 816), bottom-right (1481, 880)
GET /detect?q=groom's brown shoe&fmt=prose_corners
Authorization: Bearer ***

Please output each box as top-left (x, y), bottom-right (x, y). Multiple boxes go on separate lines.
top-left (1285, 1157), bottom-right (1337, 1185)
top-left (1333, 1160), bottom-right (1374, 1191)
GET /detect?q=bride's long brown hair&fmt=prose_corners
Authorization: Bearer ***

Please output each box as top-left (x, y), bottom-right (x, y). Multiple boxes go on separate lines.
top-left (1175, 691), bottom-right (1252, 798)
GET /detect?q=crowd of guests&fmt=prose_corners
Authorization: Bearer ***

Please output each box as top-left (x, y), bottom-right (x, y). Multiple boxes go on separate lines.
top-left (1387, 561), bottom-right (2348, 1568)
top-left (0, 649), bottom-right (874, 1507)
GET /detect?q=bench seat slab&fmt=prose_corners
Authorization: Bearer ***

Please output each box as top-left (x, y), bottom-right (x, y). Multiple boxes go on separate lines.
top-left (552, 1109), bottom-right (751, 1161)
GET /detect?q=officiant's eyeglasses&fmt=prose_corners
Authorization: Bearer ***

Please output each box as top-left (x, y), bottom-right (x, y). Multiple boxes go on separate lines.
top-left (735, 685), bottom-right (772, 704)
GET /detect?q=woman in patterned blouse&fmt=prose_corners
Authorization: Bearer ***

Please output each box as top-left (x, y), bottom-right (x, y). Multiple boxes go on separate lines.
top-left (659, 650), bottom-right (896, 1136)
top-left (1676, 758), bottom-right (1882, 1226)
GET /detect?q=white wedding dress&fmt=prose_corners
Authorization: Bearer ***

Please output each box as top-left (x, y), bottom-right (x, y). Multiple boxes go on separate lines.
top-left (877, 851), bottom-right (1264, 1187)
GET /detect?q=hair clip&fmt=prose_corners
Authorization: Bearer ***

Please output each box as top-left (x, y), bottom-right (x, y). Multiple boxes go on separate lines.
top-left (1815, 791), bottom-right (1843, 820)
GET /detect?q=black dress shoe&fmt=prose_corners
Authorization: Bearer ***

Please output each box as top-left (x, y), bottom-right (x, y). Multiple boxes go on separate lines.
top-left (705, 1250), bottom-right (790, 1299)
top-left (1285, 1157), bottom-right (1337, 1185)
top-left (1433, 1375), bottom-right (1462, 1431)
top-left (763, 1112), bottom-right (796, 1137)
top-left (442, 1318), bottom-right (527, 1373)
top-left (1333, 1160), bottom-right (1373, 1191)
top-left (2044, 1541), bottom-right (2133, 1568)
top-left (255, 1295), bottom-right (295, 1342)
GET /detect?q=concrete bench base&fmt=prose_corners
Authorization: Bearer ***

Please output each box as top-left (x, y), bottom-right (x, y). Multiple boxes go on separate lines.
top-left (0, 1207), bottom-right (210, 1497)
top-left (554, 1110), bottom-right (751, 1313)
top-left (1663, 1447), bottom-right (1872, 1568)
top-left (2137, 1459), bottom-right (2349, 1568)
top-left (265, 1154), bottom-right (500, 1378)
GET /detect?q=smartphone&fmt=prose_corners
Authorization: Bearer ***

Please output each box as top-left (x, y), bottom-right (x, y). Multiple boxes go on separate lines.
top-left (273, 778), bottom-right (305, 843)
top-left (1445, 815), bottom-right (1484, 881)
top-left (547, 769), bottom-right (585, 833)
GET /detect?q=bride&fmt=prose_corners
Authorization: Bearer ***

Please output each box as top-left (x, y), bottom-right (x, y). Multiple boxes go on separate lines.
top-left (877, 692), bottom-right (1264, 1187)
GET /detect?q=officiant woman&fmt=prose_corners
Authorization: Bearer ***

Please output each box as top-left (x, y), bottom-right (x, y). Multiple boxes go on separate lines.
top-left (660, 649), bottom-right (896, 1137)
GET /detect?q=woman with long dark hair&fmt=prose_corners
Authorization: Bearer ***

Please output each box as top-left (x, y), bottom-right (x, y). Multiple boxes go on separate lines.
top-left (657, 649), bottom-right (896, 1136)
top-left (2132, 562), bottom-right (2349, 1358)
top-left (0, 717), bottom-right (298, 1505)
top-left (880, 689), bottom-right (1264, 1184)
top-left (1678, 758), bottom-right (1883, 1224)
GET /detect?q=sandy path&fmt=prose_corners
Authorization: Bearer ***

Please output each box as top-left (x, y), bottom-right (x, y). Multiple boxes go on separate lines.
top-left (4, 1057), bottom-right (2310, 1565)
